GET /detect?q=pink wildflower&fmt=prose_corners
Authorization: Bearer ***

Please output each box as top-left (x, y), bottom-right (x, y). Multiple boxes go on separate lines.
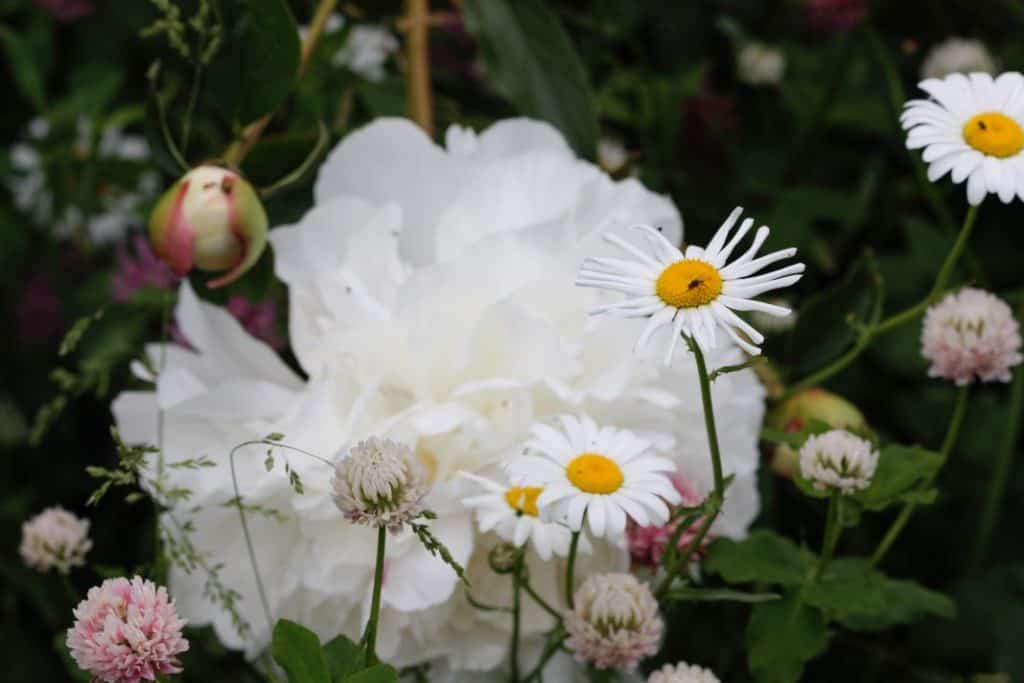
top-left (627, 474), bottom-right (709, 568)
top-left (564, 573), bottom-right (662, 671)
top-left (112, 234), bottom-right (180, 302)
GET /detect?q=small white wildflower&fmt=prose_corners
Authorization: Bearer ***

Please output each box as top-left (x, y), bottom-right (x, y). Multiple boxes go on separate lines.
top-left (20, 506), bottom-right (92, 575)
top-left (333, 25), bottom-right (399, 82)
top-left (737, 42), bottom-right (786, 86)
top-left (332, 437), bottom-right (427, 531)
top-left (799, 429), bottom-right (879, 495)
top-left (920, 38), bottom-right (996, 81)
top-left (598, 138), bottom-right (629, 173)
top-left (564, 573), bottom-right (663, 671)
top-left (648, 661), bottom-right (721, 683)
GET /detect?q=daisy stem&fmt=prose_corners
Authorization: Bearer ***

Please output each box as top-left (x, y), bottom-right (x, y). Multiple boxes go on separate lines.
top-left (969, 359), bottom-right (1024, 574)
top-left (510, 557), bottom-right (523, 682)
top-left (521, 579), bottom-right (561, 621)
top-left (782, 204), bottom-right (980, 397)
top-left (815, 491), bottom-right (842, 580)
top-left (565, 529), bottom-right (582, 609)
top-left (871, 385), bottom-right (969, 566)
top-left (685, 335), bottom-right (725, 492)
top-left (365, 525), bottom-right (387, 666)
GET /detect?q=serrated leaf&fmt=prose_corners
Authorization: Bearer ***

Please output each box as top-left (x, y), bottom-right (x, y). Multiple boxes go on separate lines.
top-left (746, 591), bottom-right (830, 683)
top-left (856, 444), bottom-right (943, 511)
top-left (323, 634), bottom-right (364, 682)
top-left (704, 530), bottom-right (814, 587)
top-left (463, 0), bottom-right (598, 157)
top-left (272, 619), bottom-right (330, 683)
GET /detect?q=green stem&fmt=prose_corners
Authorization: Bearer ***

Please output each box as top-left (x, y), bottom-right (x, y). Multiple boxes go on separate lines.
top-left (784, 204), bottom-right (980, 396)
top-left (815, 491), bottom-right (842, 580)
top-left (365, 526), bottom-right (387, 665)
top-left (686, 335), bottom-right (725, 493)
top-left (521, 580), bottom-right (561, 621)
top-left (180, 62), bottom-right (202, 157)
top-left (969, 359), bottom-right (1024, 573)
top-left (871, 385), bottom-right (969, 566)
top-left (510, 559), bottom-right (522, 683)
top-left (565, 529), bottom-right (581, 609)
top-left (522, 629), bottom-right (567, 683)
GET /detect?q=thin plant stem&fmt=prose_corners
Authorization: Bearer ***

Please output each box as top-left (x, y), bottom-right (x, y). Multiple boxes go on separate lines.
top-left (565, 529), bottom-right (582, 608)
top-left (180, 62), bottom-right (202, 157)
top-left (521, 580), bottom-right (561, 621)
top-left (784, 204), bottom-right (980, 397)
top-left (510, 558), bottom-right (523, 683)
top-left (522, 629), bottom-right (567, 683)
top-left (365, 526), bottom-right (387, 665)
top-left (402, 0), bottom-right (434, 134)
top-left (969, 358), bottom-right (1024, 573)
top-left (871, 385), bottom-right (969, 566)
top-left (815, 491), bottom-right (842, 580)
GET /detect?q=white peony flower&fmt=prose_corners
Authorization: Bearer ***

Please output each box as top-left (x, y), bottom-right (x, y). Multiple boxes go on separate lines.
top-left (112, 118), bottom-right (766, 678)
top-left (737, 42), bottom-right (785, 86)
top-left (920, 38), bottom-right (996, 81)
top-left (333, 25), bottom-right (399, 81)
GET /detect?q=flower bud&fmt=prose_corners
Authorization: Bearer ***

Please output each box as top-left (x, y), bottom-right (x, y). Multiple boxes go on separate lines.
top-left (767, 388), bottom-right (867, 478)
top-left (148, 165), bottom-right (268, 289)
top-left (332, 437), bottom-right (427, 532)
top-left (564, 573), bottom-right (662, 671)
top-left (799, 429), bottom-right (879, 495)
top-left (488, 542), bottom-right (522, 574)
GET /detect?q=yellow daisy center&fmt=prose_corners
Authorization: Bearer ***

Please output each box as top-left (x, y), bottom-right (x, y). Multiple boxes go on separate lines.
top-left (655, 259), bottom-right (723, 309)
top-left (566, 453), bottom-right (624, 494)
top-left (962, 112), bottom-right (1024, 158)
top-left (505, 486), bottom-right (542, 517)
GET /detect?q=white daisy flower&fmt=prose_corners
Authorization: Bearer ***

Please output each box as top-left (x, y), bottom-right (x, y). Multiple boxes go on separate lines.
top-left (505, 415), bottom-right (681, 539)
top-left (902, 71), bottom-right (1024, 205)
top-left (576, 207), bottom-right (804, 361)
top-left (458, 472), bottom-right (573, 560)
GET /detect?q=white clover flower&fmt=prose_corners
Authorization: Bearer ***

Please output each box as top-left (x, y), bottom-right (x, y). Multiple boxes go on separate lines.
top-left (648, 661), bottom-right (721, 683)
top-left (902, 72), bottom-right (1024, 205)
top-left (922, 287), bottom-right (1022, 385)
top-left (921, 38), bottom-right (996, 81)
top-left (113, 119), bottom-right (766, 676)
top-left (799, 429), bottom-right (879, 495)
top-left (458, 472), bottom-right (573, 560)
top-left (333, 25), bottom-right (398, 81)
top-left (20, 506), bottom-right (92, 574)
top-left (577, 207), bottom-right (804, 361)
top-left (564, 573), bottom-right (662, 670)
top-left (598, 138), bottom-right (629, 173)
top-left (333, 437), bottom-right (427, 531)
top-left (506, 415), bottom-right (680, 539)
top-left (737, 42), bottom-right (785, 86)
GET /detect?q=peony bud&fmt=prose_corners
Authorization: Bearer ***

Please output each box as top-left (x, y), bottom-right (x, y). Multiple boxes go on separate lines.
top-left (148, 165), bottom-right (268, 289)
top-left (767, 388), bottom-right (867, 478)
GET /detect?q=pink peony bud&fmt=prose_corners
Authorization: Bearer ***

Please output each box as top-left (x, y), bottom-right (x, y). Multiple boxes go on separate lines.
top-left (148, 166), bottom-right (268, 289)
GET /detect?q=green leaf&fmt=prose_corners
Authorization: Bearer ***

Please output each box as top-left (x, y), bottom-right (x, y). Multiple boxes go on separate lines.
top-left (342, 663), bottom-right (399, 683)
top-left (704, 530), bottom-right (814, 587)
top-left (856, 444), bottom-right (943, 511)
top-left (0, 24), bottom-right (46, 111)
top-left (323, 634), bottom-right (364, 682)
top-left (803, 558), bottom-right (955, 632)
top-left (746, 592), bottom-right (830, 683)
top-left (463, 0), bottom-right (598, 157)
top-left (666, 586), bottom-right (781, 604)
top-left (272, 619), bottom-right (330, 683)
top-left (235, 0), bottom-right (301, 125)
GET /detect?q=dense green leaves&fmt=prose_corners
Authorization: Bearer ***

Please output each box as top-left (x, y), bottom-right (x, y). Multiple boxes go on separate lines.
top-left (272, 620), bottom-right (331, 683)
top-left (0, 24), bottom-right (46, 111)
top-left (704, 530), bottom-right (814, 586)
top-left (858, 444), bottom-right (943, 511)
top-left (341, 664), bottom-right (399, 683)
top-left (464, 0), bottom-right (598, 157)
top-left (323, 634), bottom-right (365, 681)
top-left (746, 592), bottom-right (830, 683)
top-left (236, 0), bottom-right (300, 124)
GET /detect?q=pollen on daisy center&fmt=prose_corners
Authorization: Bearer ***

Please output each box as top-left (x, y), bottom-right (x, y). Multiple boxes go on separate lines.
top-left (655, 259), bottom-right (723, 309)
top-left (567, 453), bottom-right (624, 494)
top-left (505, 486), bottom-right (543, 516)
top-left (963, 112), bottom-right (1024, 158)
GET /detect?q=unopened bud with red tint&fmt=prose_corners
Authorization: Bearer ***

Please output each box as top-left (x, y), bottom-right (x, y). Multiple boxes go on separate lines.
top-left (148, 166), bottom-right (268, 289)
top-left (767, 388), bottom-right (868, 478)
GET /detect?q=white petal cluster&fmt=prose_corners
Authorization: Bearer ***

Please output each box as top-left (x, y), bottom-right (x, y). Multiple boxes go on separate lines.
top-left (333, 437), bottom-right (426, 531)
top-left (564, 573), bottom-right (662, 670)
top-left (20, 506), bottom-right (92, 574)
top-left (920, 38), bottom-right (996, 81)
top-left (799, 429), bottom-right (879, 495)
top-left (648, 661), bottom-right (721, 683)
top-left (333, 25), bottom-right (398, 81)
top-left (112, 118), bottom-right (766, 678)
top-left (737, 42), bottom-right (785, 86)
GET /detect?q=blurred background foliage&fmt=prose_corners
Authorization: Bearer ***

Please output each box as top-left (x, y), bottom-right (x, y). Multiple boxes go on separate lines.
top-left (1, 0), bottom-right (1022, 681)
